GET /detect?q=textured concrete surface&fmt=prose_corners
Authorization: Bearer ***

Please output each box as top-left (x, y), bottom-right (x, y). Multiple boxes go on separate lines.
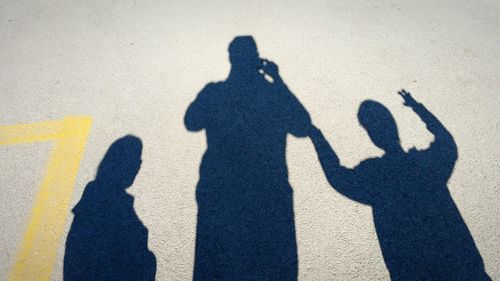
top-left (1, 0), bottom-right (499, 280)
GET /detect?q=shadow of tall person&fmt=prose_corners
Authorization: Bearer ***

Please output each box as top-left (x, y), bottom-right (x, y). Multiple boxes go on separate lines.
top-left (185, 36), bottom-right (311, 281)
top-left (309, 90), bottom-right (491, 281)
top-left (63, 135), bottom-right (156, 281)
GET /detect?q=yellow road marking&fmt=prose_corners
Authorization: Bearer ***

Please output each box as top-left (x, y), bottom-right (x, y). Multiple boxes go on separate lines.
top-left (1, 117), bottom-right (92, 281)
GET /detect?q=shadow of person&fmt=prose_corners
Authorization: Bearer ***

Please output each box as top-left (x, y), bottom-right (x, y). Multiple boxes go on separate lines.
top-left (185, 36), bottom-right (311, 281)
top-left (309, 90), bottom-right (491, 280)
top-left (63, 135), bottom-right (156, 281)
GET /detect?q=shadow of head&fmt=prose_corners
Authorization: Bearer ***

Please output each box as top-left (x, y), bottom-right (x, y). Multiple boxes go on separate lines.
top-left (96, 135), bottom-right (142, 188)
top-left (228, 35), bottom-right (260, 71)
top-left (358, 100), bottom-right (401, 153)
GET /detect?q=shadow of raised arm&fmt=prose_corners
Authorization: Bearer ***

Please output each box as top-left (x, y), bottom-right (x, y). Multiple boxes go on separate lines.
top-left (399, 89), bottom-right (458, 179)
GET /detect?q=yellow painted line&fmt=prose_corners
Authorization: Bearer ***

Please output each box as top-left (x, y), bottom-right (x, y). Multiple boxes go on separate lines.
top-left (0, 117), bottom-right (92, 281)
top-left (0, 119), bottom-right (65, 145)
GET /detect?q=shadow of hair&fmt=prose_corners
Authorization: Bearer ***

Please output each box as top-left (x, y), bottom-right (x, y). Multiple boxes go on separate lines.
top-left (63, 135), bottom-right (156, 281)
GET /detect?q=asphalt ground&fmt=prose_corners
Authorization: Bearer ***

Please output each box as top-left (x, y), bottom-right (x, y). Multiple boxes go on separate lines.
top-left (1, 0), bottom-right (499, 280)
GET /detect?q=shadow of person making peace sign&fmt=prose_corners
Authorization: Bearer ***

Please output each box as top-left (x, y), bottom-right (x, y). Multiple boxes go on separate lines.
top-left (309, 90), bottom-right (491, 281)
top-left (63, 135), bottom-right (156, 281)
top-left (185, 36), bottom-right (311, 281)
